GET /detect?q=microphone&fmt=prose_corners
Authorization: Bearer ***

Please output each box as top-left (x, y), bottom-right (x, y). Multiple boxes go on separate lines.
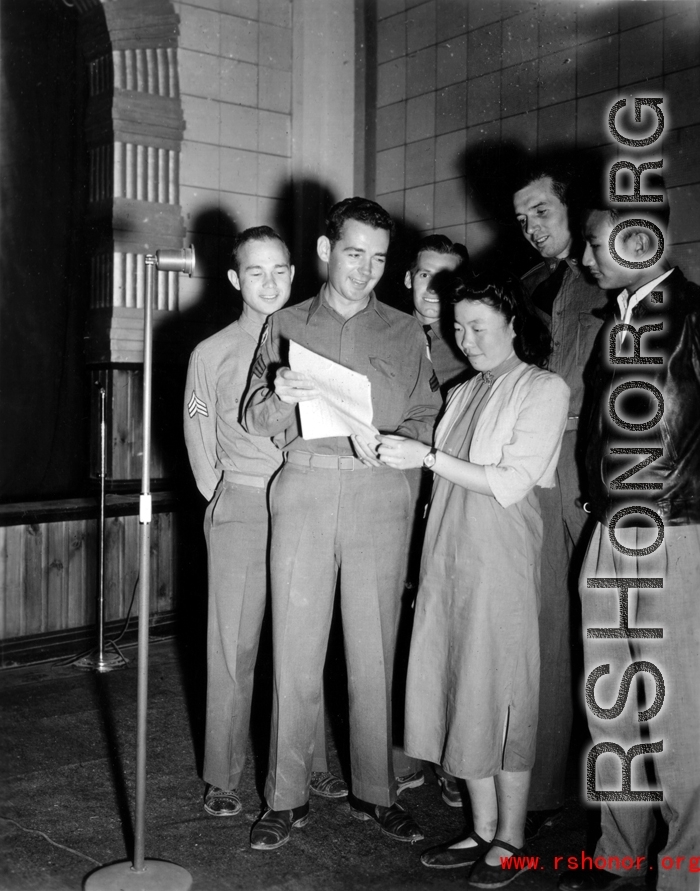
top-left (154, 246), bottom-right (195, 276)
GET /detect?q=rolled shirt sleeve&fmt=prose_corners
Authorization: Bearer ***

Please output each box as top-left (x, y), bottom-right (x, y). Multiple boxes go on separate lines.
top-left (394, 322), bottom-right (443, 444)
top-left (483, 374), bottom-right (570, 508)
top-left (243, 314), bottom-right (297, 438)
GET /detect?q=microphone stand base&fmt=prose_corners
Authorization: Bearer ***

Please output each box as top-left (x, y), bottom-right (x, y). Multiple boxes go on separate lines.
top-left (85, 860), bottom-right (192, 891)
top-left (71, 641), bottom-right (129, 673)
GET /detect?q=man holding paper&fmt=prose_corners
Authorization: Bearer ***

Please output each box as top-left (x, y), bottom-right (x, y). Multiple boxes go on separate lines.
top-left (244, 197), bottom-right (440, 850)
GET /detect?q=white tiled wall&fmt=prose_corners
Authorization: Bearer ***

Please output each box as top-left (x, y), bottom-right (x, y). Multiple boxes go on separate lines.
top-left (374, 0), bottom-right (700, 282)
top-left (175, 0), bottom-right (293, 309)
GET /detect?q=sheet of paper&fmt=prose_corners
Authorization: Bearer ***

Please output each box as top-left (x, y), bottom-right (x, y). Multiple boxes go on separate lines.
top-left (288, 340), bottom-right (379, 443)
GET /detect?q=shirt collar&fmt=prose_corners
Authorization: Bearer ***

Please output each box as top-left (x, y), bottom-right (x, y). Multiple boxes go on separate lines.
top-left (544, 255), bottom-right (580, 279)
top-left (238, 312), bottom-right (265, 341)
top-left (307, 288), bottom-right (392, 326)
top-left (480, 350), bottom-right (520, 386)
top-left (616, 267), bottom-right (675, 321)
top-left (414, 315), bottom-right (444, 340)
top-left (306, 291), bottom-right (324, 321)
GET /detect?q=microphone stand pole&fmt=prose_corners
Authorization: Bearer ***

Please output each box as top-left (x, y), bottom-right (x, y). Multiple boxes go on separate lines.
top-left (72, 385), bottom-right (128, 672)
top-left (85, 248), bottom-right (194, 891)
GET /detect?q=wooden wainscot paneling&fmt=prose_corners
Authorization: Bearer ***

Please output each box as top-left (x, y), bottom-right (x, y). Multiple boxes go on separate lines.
top-left (90, 367), bottom-right (176, 485)
top-left (0, 493), bottom-right (177, 664)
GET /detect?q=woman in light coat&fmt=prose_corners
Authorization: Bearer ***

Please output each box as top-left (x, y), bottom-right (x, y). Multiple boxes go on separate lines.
top-left (375, 273), bottom-right (569, 888)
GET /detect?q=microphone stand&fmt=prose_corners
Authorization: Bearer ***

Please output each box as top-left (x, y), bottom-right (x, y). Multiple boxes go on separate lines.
top-left (85, 248), bottom-right (194, 891)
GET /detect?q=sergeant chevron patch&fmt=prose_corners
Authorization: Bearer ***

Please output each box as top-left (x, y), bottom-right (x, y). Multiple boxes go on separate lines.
top-left (188, 391), bottom-right (209, 418)
top-left (252, 354), bottom-right (266, 378)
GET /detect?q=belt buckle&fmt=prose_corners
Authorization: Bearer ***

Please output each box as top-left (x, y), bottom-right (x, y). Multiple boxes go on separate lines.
top-left (338, 456), bottom-right (355, 471)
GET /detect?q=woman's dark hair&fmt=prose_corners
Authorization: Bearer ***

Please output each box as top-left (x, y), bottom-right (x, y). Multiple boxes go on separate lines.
top-left (438, 270), bottom-right (552, 369)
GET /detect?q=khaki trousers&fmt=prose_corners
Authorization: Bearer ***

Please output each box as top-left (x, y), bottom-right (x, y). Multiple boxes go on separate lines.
top-left (264, 462), bottom-right (411, 809)
top-left (203, 479), bottom-right (328, 791)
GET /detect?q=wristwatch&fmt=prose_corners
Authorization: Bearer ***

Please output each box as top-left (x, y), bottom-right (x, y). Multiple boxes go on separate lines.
top-left (422, 446), bottom-right (437, 469)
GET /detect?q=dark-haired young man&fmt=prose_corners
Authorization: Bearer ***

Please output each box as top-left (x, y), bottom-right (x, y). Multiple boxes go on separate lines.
top-left (513, 168), bottom-right (609, 837)
top-left (405, 234), bottom-right (472, 396)
top-left (184, 227), bottom-right (346, 820)
top-left (244, 198), bottom-right (440, 849)
top-left (558, 200), bottom-right (700, 891)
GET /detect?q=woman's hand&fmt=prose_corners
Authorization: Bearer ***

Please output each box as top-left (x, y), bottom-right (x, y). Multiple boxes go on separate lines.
top-left (351, 434), bottom-right (383, 467)
top-left (376, 434), bottom-right (430, 470)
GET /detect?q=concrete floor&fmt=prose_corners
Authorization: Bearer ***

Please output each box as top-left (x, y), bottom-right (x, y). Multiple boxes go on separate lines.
top-left (1, 635), bottom-right (609, 891)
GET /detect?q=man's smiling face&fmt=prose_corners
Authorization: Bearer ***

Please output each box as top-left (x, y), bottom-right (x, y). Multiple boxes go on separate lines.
top-left (318, 219), bottom-right (390, 317)
top-left (513, 176), bottom-right (572, 260)
top-left (228, 237), bottom-right (294, 325)
top-left (405, 249), bottom-right (462, 327)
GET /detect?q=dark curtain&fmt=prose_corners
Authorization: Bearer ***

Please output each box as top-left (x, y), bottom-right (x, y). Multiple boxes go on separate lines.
top-left (0, 2), bottom-right (89, 501)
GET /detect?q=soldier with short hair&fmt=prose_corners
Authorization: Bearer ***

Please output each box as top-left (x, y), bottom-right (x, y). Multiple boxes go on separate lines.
top-left (184, 226), bottom-right (346, 820)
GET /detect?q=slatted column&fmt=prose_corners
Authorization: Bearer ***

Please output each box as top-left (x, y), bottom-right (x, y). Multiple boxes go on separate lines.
top-left (74, 0), bottom-right (186, 485)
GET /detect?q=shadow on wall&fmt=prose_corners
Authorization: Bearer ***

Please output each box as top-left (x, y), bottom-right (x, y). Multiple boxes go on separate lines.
top-left (176, 207), bottom-right (240, 356)
top-left (272, 178), bottom-right (337, 304)
top-left (378, 216), bottom-right (425, 314)
top-left (458, 140), bottom-right (612, 277)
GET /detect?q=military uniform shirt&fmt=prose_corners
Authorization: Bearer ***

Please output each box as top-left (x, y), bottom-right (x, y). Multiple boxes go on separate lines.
top-left (522, 257), bottom-right (608, 417)
top-left (184, 313), bottom-right (281, 501)
top-left (419, 317), bottom-right (472, 396)
top-left (244, 290), bottom-right (441, 454)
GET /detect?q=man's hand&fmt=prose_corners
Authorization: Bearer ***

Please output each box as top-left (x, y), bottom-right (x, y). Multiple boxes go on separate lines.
top-left (274, 368), bottom-right (320, 404)
top-left (351, 434), bottom-right (383, 467)
top-left (377, 434), bottom-right (430, 470)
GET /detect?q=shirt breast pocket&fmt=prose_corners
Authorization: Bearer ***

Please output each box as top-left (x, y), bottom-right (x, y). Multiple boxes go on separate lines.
top-left (368, 356), bottom-right (398, 379)
top-left (367, 355), bottom-right (407, 430)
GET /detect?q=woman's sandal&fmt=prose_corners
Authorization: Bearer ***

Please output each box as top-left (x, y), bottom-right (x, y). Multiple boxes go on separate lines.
top-left (420, 830), bottom-right (492, 869)
top-left (468, 838), bottom-right (533, 888)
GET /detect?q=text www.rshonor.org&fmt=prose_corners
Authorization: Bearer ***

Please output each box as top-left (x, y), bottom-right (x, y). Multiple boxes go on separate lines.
top-left (501, 854), bottom-right (700, 873)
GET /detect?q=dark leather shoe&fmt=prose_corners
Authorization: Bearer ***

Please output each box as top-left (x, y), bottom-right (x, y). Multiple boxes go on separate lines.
top-left (250, 802), bottom-right (310, 851)
top-left (558, 868), bottom-right (645, 891)
top-left (348, 794), bottom-right (424, 843)
top-left (421, 830), bottom-right (492, 868)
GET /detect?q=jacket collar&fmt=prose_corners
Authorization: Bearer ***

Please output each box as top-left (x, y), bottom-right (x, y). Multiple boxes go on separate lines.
top-left (624, 267), bottom-right (678, 320)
